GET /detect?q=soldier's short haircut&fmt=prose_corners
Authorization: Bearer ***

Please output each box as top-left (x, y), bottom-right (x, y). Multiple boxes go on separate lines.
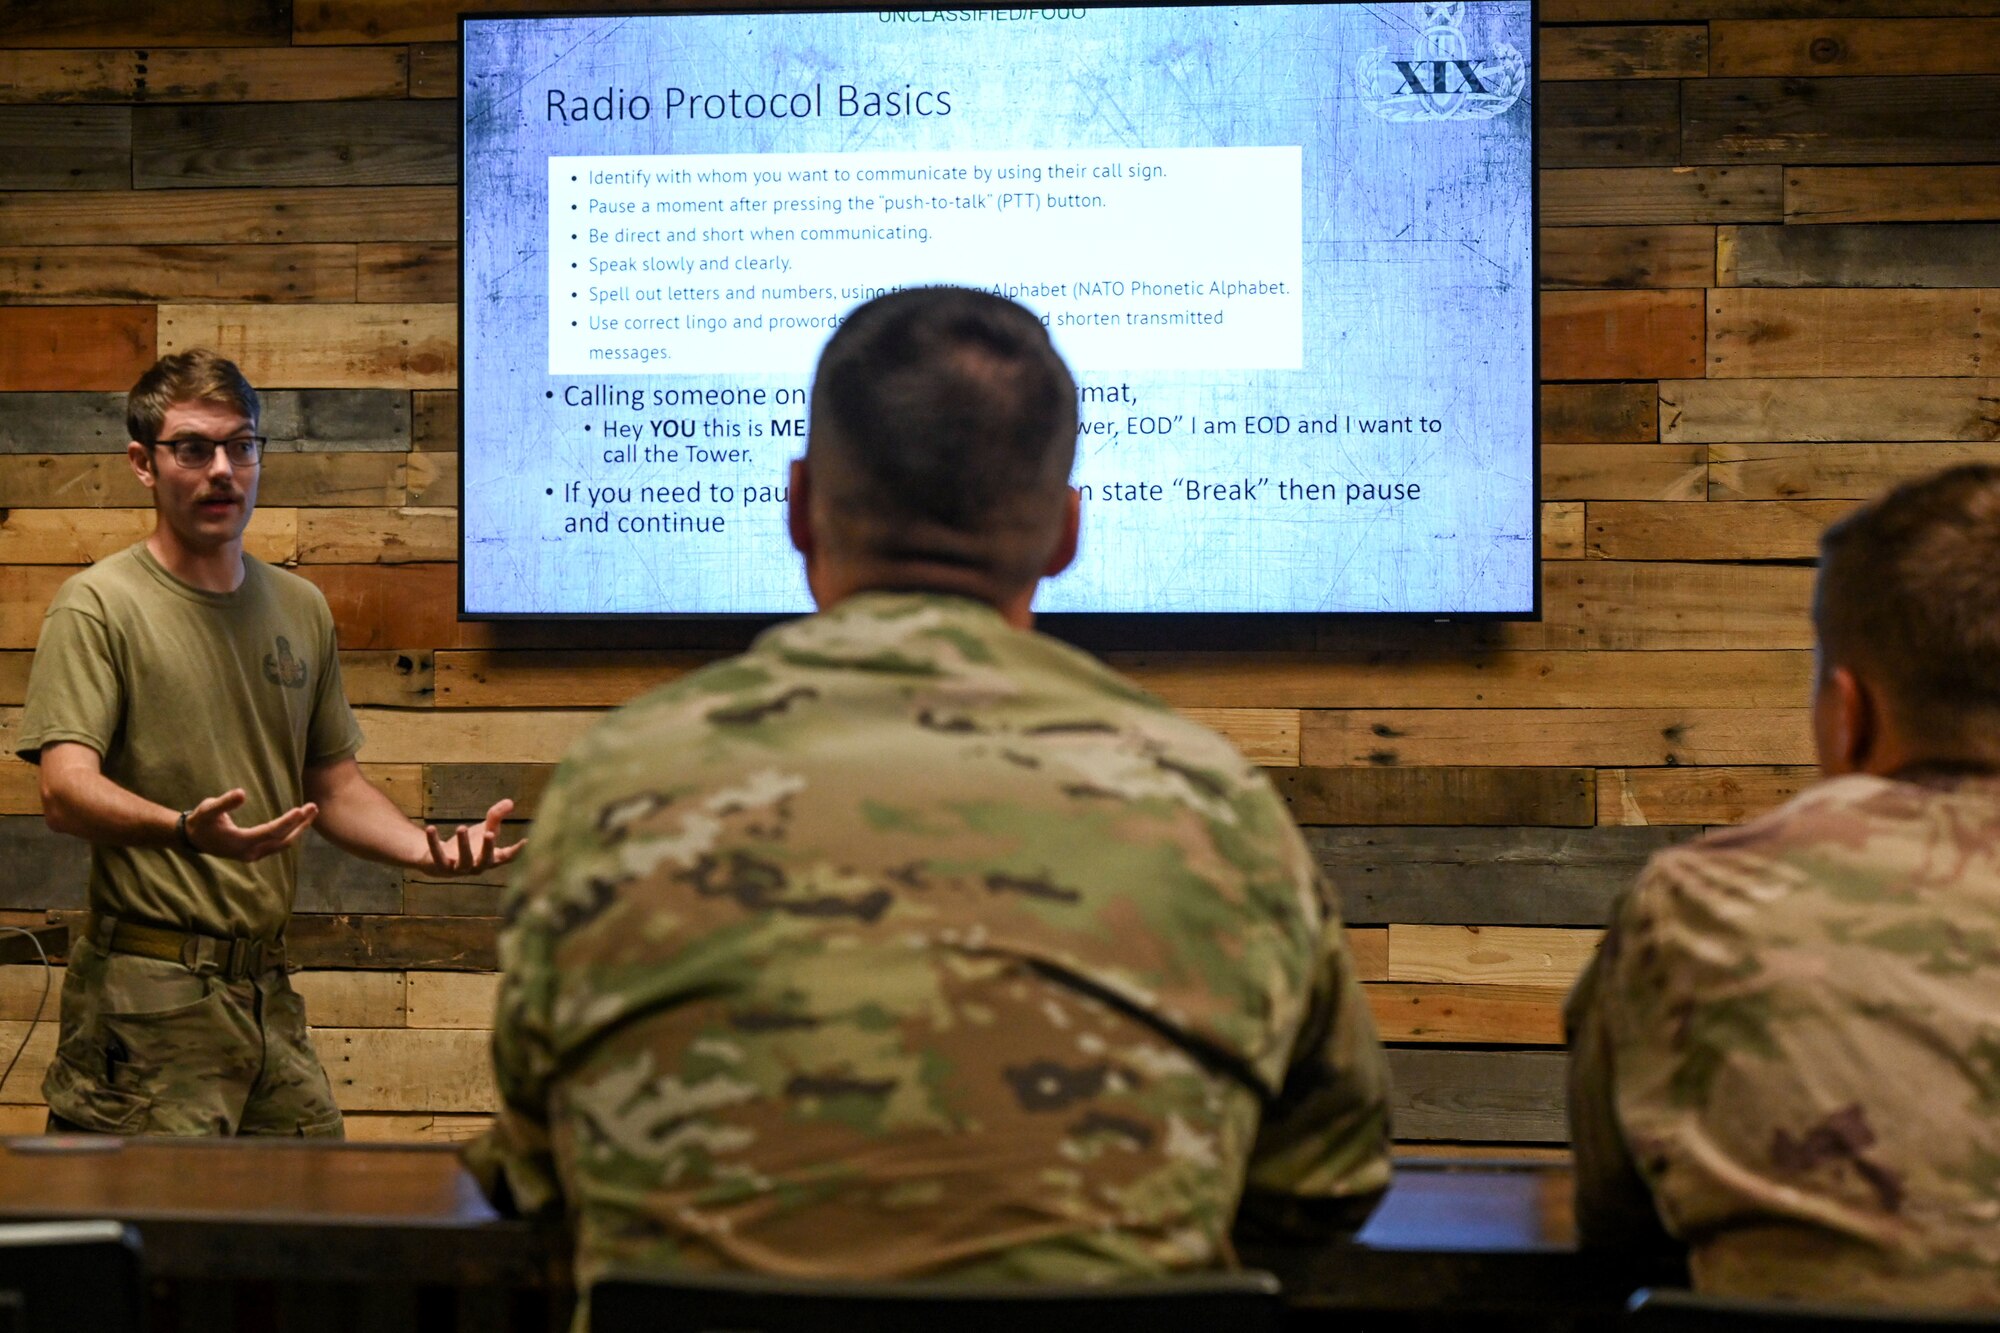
top-left (807, 286), bottom-right (1077, 590)
top-left (1815, 464), bottom-right (2000, 752)
top-left (126, 348), bottom-right (259, 445)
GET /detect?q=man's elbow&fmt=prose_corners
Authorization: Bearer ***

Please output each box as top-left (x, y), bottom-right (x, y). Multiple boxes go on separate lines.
top-left (39, 777), bottom-right (82, 838)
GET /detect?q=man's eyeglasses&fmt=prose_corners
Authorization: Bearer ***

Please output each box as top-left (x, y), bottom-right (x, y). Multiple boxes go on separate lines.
top-left (151, 435), bottom-right (266, 470)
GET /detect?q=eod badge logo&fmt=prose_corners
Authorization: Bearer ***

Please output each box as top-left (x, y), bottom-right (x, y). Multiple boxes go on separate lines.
top-left (1357, 1), bottom-right (1526, 123)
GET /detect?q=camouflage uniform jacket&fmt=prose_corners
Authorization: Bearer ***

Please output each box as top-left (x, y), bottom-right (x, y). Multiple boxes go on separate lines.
top-left (1567, 770), bottom-right (2000, 1304)
top-left (465, 591), bottom-right (1390, 1289)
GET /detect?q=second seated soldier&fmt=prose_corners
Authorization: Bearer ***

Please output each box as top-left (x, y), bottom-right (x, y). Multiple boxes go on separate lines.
top-left (1567, 464), bottom-right (2000, 1304)
top-left (467, 287), bottom-right (1392, 1289)
top-left (17, 349), bottom-right (521, 1137)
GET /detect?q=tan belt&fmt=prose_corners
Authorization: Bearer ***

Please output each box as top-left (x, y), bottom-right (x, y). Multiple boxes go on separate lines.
top-left (89, 914), bottom-right (285, 982)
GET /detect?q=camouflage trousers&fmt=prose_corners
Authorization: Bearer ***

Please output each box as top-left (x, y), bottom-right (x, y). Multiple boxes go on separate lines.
top-left (42, 936), bottom-right (343, 1137)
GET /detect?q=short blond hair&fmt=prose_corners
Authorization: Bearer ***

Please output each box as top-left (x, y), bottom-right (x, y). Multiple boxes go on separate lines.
top-left (126, 349), bottom-right (259, 444)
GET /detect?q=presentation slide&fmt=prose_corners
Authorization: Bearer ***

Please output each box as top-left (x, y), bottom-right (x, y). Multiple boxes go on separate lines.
top-left (462, 2), bottom-right (1536, 617)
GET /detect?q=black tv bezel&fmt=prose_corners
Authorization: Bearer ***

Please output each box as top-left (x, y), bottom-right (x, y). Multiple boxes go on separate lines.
top-left (456, 0), bottom-right (1543, 639)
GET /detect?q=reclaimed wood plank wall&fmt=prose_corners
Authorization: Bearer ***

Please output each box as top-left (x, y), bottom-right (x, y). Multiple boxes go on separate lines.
top-left (2, 0), bottom-right (1999, 1146)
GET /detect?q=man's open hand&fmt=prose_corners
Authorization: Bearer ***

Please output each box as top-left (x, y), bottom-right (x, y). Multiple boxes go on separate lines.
top-left (421, 798), bottom-right (525, 876)
top-left (185, 789), bottom-right (318, 862)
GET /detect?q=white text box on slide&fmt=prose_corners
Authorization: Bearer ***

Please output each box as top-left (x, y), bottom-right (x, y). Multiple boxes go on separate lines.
top-left (547, 145), bottom-right (1302, 375)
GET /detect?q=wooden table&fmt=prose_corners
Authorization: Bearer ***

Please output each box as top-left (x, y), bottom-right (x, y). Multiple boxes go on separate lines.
top-left (0, 1139), bottom-right (1681, 1332)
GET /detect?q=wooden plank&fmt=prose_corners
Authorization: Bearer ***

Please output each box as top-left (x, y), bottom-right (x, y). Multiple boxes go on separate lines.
top-left (0, 307), bottom-right (154, 392)
top-left (1542, 166), bottom-right (1784, 226)
top-left (1600, 765), bottom-right (1819, 826)
top-left (0, 244), bottom-right (358, 305)
top-left (1272, 768), bottom-right (1595, 828)
top-left (356, 242), bottom-right (456, 303)
top-left (285, 915), bottom-right (498, 971)
top-left (0, 46), bottom-right (410, 102)
top-left (1708, 442), bottom-right (2000, 500)
top-left (1710, 19), bottom-right (2000, 77)
top-left (292, 969), bottom-right (407, 1027)
top-left (355, 708), bottom-right (598, 765)
top-left (405, 971), bottom-right (499, 1029)
top-left (1387, 925), bottom-right (1602, 988)
top-left (0, 815), bottom-right (88, 908)
top-left (1544, 502), bottom-right (1585, 559)
top-left (0, 1023), bottom-right (57, 1102)
top-left (133, 101), bottom-right (458, 188)
top-left (1181, 709), bottom-right (1298, 766)
top-left (1301, 708), bottom-right (1814, 768)
top-left (158, 304), bottom-right (455, 390)
top-left (1346, 927), bottom-right (1388, 983)
top-left (0, 508), bottom-right (297, 565)
top-left (1786, 167), bottom-right (2000, 224)
top-left (411, 391), bottom-right (456, 451)
top-left (0, 187), bottom-right (456, 246)
top-left (1314, 826), bottom-right (1686, 927)
top-left (408, 43), bottom-right (457, 97)
top-left (1087, 650), bottom-right (1807, 710)
top-left (1365, 983), bottom-right (1565, 1045)
top-left (342, 1112), bottom-right (494, 1144)
top-left (296, 0), bottom-right (760, 44)
top-left (298, 507), bottom-right (456, 564)
top-left (315, 1027), bottom-right (495, 1113)
top-left (1719, 223), bottom-right (2000, 288)
top-left (301, 562), bottom-right (462, 651)
top-left (339, 652), bottom-right (434, 709)
top-left (0, 758), bottom-right (39, 814)
top-left (1539, 81), bottom-right (1679, 168)
top-left (425, 763), bottom-right (554, 821)
top-left (1540, 24), bottom-right (1707, 80)
top-left (1684, 76), bottom-right (2000, 165)
top-left (1543, 445), bottom-right (1706, 502)
top-left (0, 454), bottom-right (406, 510)
top-left (0, 391), bottom-right (123, 453)
top-left (0, 654), bottom-right (26, 703)
top-left (403, 881), bottom-right (506, 917)
top-left (1386, 1049), bottom-right (1568, 1144)
top-left (293, 832), bottom-right (403, 915)
top-left (1539, 225), bottom-right (1715, 290)
top-left (263, 389), bottom-right (411, 454)
top-left (357, 762), bottom-right (425, 817)
top-left (433, 651), bottom-right (717, 707)
top-left (1542, 383), bottom-right (1657, 445)
top-left (0, 532), bottom-right (111, 614)
top-left (405, 450), bottom-right (454, 504)
top-left (0, 107), bottom-right (129, 189)
top-left (0, 964), bottom-right (63, 1021)
top-left (1709, 289), bottom-right (1998, 378)
top-left (0, 0), bottom-right (291, 47)
top-left (1662, 378), bottom-right (2000, 443)
top-left (1586, 499), bottom-right (1856, 560)
top-left (1543, 290), bottom-right (1704, 381)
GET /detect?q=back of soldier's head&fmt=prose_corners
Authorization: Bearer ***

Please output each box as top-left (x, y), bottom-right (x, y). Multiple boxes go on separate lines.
top-left (806, 286), bottom-right (1078, 594)
top-left (1815, 464), bottom-right (2000, 761)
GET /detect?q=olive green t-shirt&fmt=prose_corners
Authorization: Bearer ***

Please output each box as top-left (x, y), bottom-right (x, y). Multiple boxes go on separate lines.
top-left (15, 543), bottom-right (365, 939)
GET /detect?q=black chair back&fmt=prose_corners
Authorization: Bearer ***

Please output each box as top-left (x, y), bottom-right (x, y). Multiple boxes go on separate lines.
top-left (0, 1220), bottom-right (144, 1333)
top-left (591, 1269), bottom-right (1284, 1333)
top-left (1630, 1287), bottom-right (2000, 1332)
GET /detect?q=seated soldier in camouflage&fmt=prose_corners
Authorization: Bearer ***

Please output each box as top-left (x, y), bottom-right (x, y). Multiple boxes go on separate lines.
top-left (1567, 463), bottom-right (2000, 1304)
top-left (465, 287), bottom-right (1391, 1292)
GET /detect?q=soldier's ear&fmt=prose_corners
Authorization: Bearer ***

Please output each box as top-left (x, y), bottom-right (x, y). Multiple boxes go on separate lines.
top-left (1041, 486), bottom-right (1081, 579)
top-left (128, 440), bottom-right (158, 492)
top-left (1814, 663), bottom-right (1877, 777)
top-left (787, 458), bottom-right (814, 560)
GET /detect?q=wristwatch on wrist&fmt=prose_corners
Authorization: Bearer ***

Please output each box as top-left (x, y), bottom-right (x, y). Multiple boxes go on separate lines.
top-left (177, 808), bottom-right (198, 852)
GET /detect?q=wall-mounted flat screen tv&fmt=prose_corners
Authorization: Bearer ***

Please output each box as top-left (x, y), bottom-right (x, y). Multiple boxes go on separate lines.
top-left (461, 1), bottom-right (1537, 618)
